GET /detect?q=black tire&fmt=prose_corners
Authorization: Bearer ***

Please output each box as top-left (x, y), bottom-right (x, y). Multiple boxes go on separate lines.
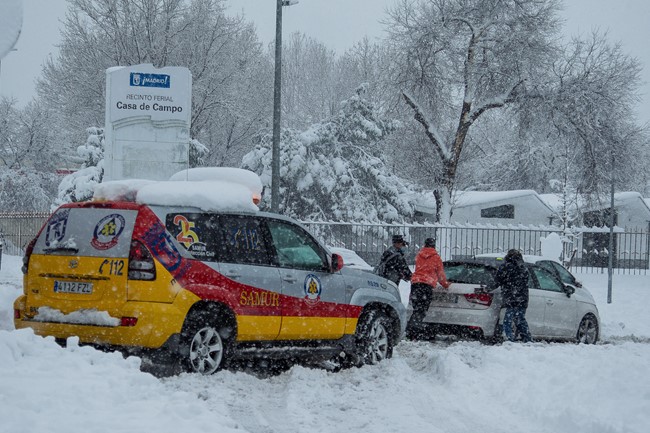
top-left (180, 309), bottom-right (230, 375)
top-left (356, 310), bottom-right (393, 365)
top-left (576, 314), bottom-right (599, 344)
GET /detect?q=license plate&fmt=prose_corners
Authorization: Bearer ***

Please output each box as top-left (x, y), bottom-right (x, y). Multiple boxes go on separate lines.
top-left (54, 281), bottom-right (93, 294)
top-left (431, 293), bottom-right (458, 303)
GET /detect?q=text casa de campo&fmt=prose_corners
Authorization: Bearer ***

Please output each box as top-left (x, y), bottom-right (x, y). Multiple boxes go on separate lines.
top-left (116, 93), bottom-right (182, 114)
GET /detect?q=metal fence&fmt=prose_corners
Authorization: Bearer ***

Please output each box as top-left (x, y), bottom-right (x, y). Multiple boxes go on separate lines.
top-left (300, 221), bottom-right (650, 275)
top-left (0, 212), bottom-right (647, 275)
top-left (0, 212), bottom-right (50, 256)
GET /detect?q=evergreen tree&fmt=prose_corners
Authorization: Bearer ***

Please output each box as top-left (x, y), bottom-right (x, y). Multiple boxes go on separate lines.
top-left (54, 127), bottom-right (104, 207)
top-left (242, 85), bottom-right (417, 222)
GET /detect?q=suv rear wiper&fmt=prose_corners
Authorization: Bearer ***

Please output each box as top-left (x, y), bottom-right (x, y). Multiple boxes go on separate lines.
top-left (43, 247), bottom-right (80, 254)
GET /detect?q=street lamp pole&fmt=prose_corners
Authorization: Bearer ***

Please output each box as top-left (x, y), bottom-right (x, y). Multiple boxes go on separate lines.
top-left (271, 0), bottom-right (298, 213)
top-left (607, 148), bottom-right (615, 304)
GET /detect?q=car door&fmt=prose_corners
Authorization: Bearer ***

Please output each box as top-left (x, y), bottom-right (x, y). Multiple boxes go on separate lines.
top-left (524, 267), bottom-right (546, 337)
top-left (265, 218), bottom-right (347, 340)
top-left (166, 212), bottom-right (283, 341)
top-left (529, 266), bottom-right (577, 338)
top-left (214, 214), bottom-right (283, 341)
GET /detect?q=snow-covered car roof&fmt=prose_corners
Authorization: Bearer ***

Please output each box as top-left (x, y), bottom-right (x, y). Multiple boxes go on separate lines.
top-left (93, 167), bottom-right (262, 213)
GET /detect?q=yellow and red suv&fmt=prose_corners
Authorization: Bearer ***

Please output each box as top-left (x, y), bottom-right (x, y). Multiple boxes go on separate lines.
top-left (14, 175), bottom-right (406, 374)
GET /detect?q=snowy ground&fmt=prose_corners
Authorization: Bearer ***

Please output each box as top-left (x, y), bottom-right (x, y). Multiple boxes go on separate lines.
top-left (1, 253), bottom-right (649, 433)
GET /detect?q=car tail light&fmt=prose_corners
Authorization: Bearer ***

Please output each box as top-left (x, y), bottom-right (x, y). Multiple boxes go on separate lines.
top-left (120, 317), bottom-right (138, 327)
top-left (14, 309), bottom-right (21, 320)
top-left (464, 292), bottom-right (493, 306)
top-left (21, 237), bottom-right (38, 274)
top-left (128, 240), bottom-right (156, 281)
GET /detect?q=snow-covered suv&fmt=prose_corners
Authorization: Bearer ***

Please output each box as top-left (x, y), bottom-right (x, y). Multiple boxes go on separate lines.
top-left (14, 169), bottom-right (406, 374)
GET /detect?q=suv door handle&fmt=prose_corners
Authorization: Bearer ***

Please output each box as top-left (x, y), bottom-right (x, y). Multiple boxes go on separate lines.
top-left (546, 299), bottom-right (554, 305)
top-left (282, 275), bottom-right (297, 283)
top-left (225, 272), bottom-right (241, 280)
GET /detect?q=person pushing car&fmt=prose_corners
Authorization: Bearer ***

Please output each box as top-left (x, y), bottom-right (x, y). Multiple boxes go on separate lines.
top-left (406, 237), bottom-right (450, 340)
top-left (489, 249), bottom-right (533, 343)
top-left (376, 234), bottom-right (412, 285)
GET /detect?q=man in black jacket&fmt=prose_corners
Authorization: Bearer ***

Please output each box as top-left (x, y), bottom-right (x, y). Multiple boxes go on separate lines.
top-left (491, 249), bottom-right (532, 342)
top-left (376, 234), bottom-right (412, 285)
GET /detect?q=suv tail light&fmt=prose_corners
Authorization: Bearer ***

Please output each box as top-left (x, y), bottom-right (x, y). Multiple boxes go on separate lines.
top-left (128, 240), bottom-right (156, 281)
top-left (22, 237), bottom-right (38, 274)
top-left (464, 292), bottom-right (493, 306)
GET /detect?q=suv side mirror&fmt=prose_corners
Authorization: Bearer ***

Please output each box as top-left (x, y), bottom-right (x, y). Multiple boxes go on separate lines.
top-left (331, 253), bottom-right (344, 272)
top-left (563, 285), bottom-right (576, 297)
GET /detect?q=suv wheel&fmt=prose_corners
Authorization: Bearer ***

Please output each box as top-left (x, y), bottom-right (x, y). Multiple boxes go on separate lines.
top-left (181, 310), bottom-right (229, 374)
top-left (357, 310), bottom-right (393, 365)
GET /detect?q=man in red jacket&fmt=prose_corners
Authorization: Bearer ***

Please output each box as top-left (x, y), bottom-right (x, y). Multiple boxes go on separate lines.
top-left (406, 237), bottom-right (450, 340)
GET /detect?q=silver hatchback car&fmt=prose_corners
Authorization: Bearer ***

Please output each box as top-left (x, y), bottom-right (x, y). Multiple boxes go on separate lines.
top-left (415, 255), bottom-right (600, 343)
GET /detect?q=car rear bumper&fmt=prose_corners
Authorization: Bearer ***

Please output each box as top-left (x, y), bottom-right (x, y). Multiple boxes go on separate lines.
top-left (423, 306), bottom-right (501, 337)
top-left (13, 295), bottom-right (188, 349)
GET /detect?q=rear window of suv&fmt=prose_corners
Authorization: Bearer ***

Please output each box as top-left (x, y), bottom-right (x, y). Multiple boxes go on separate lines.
top-left (34, 207), bottom-right (138, 258)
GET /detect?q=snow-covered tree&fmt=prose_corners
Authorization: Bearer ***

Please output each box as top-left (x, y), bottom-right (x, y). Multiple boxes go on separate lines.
top-left (37, 0), bottom-right (270, 168)
top-left (0, 98), bottom-right (60, 211)
top-left (242, 85), bottom-right (417, 222)
top-left (0, 98), bottom-right (58, 171)
top-left (0, 170), bottom-right (58, 212)
top-left (385, 0), bottom-right (562, 222)
top-left (54, 127), bottom-right (104, 207)
top-left (535, 31), bottom-right (648, 199)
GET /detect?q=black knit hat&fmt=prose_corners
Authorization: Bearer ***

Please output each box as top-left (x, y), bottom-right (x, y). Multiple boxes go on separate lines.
top-left (392, 234), bottom-right (409, 246)
top-left (424, 237), bottom-right (436, 248)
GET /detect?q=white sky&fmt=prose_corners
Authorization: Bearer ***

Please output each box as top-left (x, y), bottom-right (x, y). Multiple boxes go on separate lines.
top-left (1, 0), bottom-right (649, 124)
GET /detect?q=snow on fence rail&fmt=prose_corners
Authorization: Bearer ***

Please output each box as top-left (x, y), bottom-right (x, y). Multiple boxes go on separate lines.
top-left (0, 212), bottom-right (646, 275)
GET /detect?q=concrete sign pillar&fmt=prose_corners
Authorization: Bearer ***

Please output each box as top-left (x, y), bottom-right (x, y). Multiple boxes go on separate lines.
top-left (104, 64), bottom-right (192, 181)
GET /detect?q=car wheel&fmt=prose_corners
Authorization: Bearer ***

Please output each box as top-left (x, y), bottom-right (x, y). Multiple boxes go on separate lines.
top-left (181, 310), bottom-right (229, 375)
top-left (576, 314), bottom-right (599, 344)
top-left (356, 310), bottom-right (393, 365)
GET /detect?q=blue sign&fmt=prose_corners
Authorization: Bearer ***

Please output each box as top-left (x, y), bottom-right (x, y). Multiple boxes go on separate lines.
top-left (129, 72), bottom-right (171, 88)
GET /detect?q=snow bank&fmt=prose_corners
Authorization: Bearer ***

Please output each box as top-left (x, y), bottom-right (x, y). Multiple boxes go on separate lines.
top-left (0, 329), bottom-right (241, 433)
top-left (2, 255), bottom-right (649, 433)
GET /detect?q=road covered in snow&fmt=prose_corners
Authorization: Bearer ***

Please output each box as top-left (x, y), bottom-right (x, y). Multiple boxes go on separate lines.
top-left (1, 253), bottom-right (649, 433)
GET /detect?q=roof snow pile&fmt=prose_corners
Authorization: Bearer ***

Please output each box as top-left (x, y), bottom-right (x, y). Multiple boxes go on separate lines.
top-left (93, 168), bottom-right (262, 212)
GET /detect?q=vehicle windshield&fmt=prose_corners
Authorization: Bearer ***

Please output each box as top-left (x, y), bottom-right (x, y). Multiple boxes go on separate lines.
top-left (444, 263), bottom-right (496, 285)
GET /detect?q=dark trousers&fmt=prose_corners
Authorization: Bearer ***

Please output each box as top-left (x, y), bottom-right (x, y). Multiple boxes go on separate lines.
top-left (406, 283), bottom-right (434, 338)
top-left (503, 307), bottom-right (532, 342)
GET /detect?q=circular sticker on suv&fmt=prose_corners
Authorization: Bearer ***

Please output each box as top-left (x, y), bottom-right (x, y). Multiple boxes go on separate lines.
top-left (91, 214), bottom-right (126, 250)
top-left (303, 274), bottom-right (322, 306)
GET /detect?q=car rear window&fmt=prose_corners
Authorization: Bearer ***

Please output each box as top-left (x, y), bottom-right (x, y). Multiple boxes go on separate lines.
top-left (444, 263), bottom-right (495, 285)
top-left (34, 207), bottom-right (138, 258)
